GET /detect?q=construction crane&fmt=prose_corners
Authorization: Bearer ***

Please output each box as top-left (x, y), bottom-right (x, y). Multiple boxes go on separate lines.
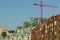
top-left (33, 0), bottom-right (57, 40)
top-left (33, 0), bottom-right (57, 24)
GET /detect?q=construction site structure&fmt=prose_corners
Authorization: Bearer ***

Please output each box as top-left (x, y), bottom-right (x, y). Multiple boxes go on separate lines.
top-left (31, 0), bottom-right (57, 40)
top-left (31, 14), bottom-right (60, 40)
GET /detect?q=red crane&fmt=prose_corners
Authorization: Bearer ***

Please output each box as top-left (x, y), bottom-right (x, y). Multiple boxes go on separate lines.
top-left (33, 0), bottom-right (57, 40)
top-left (33, 0), bottom-right (57, 24)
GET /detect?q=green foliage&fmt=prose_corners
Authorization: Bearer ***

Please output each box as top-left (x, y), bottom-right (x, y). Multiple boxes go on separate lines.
top-left (8, 30), bottom-right (15, 33)
top-left (17, 26), bottom-right (22, 29)
top-left (1, 32), bottom-right (7, 38)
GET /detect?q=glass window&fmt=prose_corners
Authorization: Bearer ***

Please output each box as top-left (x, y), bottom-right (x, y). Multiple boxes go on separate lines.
top-left (59, 25), bottom-right (60, 28)
top-left (58, 20), bottom-right (60, 22)
top-left (53, 25), bottom-right (56, 29)
top-left (55, 36), bottom-right (57, 39)
top-left (58, 30), bottom-right (60, 33)
top-left (52, 36), bottom-right (57, 40)
top-left (58, 36), bottom-right (60, 40)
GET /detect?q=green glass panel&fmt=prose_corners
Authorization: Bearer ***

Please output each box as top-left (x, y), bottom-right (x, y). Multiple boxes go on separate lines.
top-left (31, 17), bottom-right (38, 27)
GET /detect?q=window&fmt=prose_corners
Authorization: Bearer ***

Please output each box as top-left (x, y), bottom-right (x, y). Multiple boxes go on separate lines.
top-left (58, 36), bottom-right (60, 40)
top-left (58, 20), bottom-right (60, 22)
top-left (52, 36), bottom-right (57, 40)
top-left (53, 25), bottom-right (56, 29)
top-left (59, 25), bottom-right (60, 28)
top-left (58, 30), bottom-right (60, 33)
top-left (55, 36), bottom-right (57, 39)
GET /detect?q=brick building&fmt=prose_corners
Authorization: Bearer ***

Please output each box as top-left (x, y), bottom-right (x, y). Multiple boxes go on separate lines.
top-left (31, 14), bottom-right (60, 40)
top-left (31, 18), bottom-right (47, 40)
top-left (47, 14), bottom-right (60, 40)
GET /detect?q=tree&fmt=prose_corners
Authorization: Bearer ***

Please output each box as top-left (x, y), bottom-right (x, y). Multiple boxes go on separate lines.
top-left (1, 32), bottom-right (7, 38)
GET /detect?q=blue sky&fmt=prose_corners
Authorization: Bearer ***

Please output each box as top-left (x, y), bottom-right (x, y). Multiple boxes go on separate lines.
top-left (0, 0), bottom-right (60, 30)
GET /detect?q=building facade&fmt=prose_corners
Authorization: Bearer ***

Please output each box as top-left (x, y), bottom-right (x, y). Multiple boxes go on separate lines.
top-left (47, 14), bottom-right (60, 40)
top-left (31, 18), bottom-right (47, 40)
